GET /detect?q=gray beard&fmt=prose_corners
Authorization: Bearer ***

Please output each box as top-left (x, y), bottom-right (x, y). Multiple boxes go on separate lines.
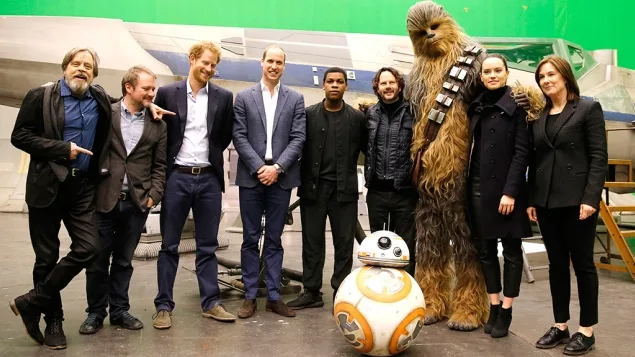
top-left (65, 78), bottom-right (89, 97)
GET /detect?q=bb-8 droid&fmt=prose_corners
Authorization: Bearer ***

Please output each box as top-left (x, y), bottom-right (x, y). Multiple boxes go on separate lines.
top-left (333, 230), bottom-right (425, 356)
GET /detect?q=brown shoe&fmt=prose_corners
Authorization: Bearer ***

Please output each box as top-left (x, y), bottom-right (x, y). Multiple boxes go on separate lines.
top-left (152, 310), bottom-right (171, 329)
top-left (266, 300), bottom-right (296, 317)
top-left (238, 299), bottom-right (257, 319)
top-left (202, 304), bottom-right (236, 322)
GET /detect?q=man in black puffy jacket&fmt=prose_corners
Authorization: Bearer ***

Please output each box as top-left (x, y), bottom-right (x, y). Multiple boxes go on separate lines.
top-left (363, 67), bottom-right (417, 276)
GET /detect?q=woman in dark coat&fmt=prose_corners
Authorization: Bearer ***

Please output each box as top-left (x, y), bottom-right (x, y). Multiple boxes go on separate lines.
top-left (528, 55), bottom-right (607, 356)
top-left (467, 53), bottom-right (532, 338)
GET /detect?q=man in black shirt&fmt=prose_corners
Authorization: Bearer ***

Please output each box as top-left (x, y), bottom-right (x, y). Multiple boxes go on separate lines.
top-left (289, 67), bottom-right (367, 309)
top-left (364, 67), bottom-right (417, 276)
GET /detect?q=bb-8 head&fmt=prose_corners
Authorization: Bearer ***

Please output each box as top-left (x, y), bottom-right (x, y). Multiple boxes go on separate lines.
top-left (357, 230), bottom-right (410, 268)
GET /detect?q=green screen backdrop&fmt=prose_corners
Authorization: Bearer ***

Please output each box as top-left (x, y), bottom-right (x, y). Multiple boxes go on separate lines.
top-left (1, 0), bottom-right (633, 69)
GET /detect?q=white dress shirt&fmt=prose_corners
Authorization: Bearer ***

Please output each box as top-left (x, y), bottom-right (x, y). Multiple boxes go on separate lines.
top-left (175, 78), bottom-right (210, 167)
top-left (261, 80), bottom-right (280, 161)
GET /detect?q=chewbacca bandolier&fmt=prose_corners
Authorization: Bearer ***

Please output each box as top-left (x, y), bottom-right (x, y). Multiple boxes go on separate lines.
top-left (406, 0), bottom-right (490, 331)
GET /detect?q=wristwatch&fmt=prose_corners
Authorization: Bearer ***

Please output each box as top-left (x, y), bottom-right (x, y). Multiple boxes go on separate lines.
top-left (274, 163), bottom-right (284, 174)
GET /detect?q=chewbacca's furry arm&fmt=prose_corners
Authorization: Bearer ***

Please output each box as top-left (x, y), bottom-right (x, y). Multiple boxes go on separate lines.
top-left (510, 81), bottom-right (546, 122)
top-left (357, 98), bottom-right (378, 115)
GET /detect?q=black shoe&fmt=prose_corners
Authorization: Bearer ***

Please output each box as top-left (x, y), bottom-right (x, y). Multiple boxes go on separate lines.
top-left (484, 304), bottom-right (500, 334)
top-left (110, 312), bottom-right (144, 330)
top-left (287, 289), bottom-right (324, 310)
top-left (535, 326), bottom-right (570, 349)
top-left (9, 295), bottom-right (44, 345)
top-left (44, 315), bottom-right (66, 350)
top-left (491, 307), bottom-right (512, 338)
top-left (79, 313), bottom-right (104, 334)
top-left (563, 332), bottom-right (595, 355)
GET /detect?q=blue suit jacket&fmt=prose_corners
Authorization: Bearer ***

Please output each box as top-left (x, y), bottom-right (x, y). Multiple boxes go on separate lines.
top-left (232, 83), bottom-right (306, 189)
top-left (153, 79), bottom-right (234, 192)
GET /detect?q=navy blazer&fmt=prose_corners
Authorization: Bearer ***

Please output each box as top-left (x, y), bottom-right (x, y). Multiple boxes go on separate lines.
top-left (153, 79), bottom-right (234, 192)
top-left (232, 83), bottom-right (306, 189)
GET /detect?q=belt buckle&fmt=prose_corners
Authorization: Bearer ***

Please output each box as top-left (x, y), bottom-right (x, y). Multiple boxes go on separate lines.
top-left (71, 168), bottom-right (79, 177)
top-left (191, 167), bottom-right (201, 175)
top-left (120, 192), bottom-right (127, 200)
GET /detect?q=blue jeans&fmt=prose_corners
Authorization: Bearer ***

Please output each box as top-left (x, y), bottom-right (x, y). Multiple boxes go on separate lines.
top-left (154, 171), bottom-right (223, 312)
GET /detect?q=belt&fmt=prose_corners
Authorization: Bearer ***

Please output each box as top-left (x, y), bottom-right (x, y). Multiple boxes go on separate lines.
top-left (174, 165), bottom-right (212, 175)
top-left (118, 192), bottom-right (130, 201)
top-left (265, 159), bottom-right (274, 165)
top-left (70, 168), bottom-right (87, 177)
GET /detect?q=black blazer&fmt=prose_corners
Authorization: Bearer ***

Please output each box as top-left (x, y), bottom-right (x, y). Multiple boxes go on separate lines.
top-left (467, 86), bottom-right (532, 239)
top-left (11, 81), bottom-right (112, 208)
top-left (153, 80), bottom-right (234, 192)
top-left (528, 98), bottom-right (608, 209)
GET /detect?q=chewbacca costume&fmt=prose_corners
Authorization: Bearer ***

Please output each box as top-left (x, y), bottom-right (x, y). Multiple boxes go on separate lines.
top-left (405, 1), bottom-right (491, 331)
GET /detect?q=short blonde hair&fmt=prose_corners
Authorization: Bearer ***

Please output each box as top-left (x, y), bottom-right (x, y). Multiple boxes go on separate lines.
top-left (121, 65), bottom-right (157, 96)
top-left (189, 41), bottom-right (222, 64)
top-left (61, 47), bottom-right (100, 77)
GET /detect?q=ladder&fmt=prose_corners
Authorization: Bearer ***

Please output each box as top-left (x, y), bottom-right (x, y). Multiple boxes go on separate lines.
top-left (596, 158), bottom-right (635, 282)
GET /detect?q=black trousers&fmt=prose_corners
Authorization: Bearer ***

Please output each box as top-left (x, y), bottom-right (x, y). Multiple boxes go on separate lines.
top-left (85, 198), bottom-right (149, 320)
top-left (299, 180), bottom-right (357, 293)
top-left (26, 176), bottom-right (101, 316)
top-left (470, 176), bottom-right (523, 297)
top-left (536, 206), bottom-right (599, 327)
top-left (477, 239), bottom-right (523, 298)
top-left (366, 188), bottom-right (417, 276)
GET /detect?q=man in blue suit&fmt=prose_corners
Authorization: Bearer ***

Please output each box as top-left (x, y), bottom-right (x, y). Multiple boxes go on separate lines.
top-left (232, 45), bottom-right (306, 318)
top-left (152, 41), bottom-right (236, 329)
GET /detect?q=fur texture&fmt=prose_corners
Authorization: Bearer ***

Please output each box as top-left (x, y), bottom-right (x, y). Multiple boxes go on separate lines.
top-left (406, 0), bottom-right (489, 331)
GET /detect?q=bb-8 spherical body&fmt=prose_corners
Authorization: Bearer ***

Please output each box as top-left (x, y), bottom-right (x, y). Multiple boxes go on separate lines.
top-left (334, 231), bottom-right (425, 356)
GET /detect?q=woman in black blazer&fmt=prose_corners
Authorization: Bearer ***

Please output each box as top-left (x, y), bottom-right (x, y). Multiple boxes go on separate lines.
top-left (467, 53), bottom-right (532, 338)
top-left (527, 55), bottom-right (607, 355)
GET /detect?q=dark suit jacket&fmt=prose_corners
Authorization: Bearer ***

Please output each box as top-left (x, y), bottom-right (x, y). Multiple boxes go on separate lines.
top-left (95, 101), bottom-right (167, 213)
top-left (11, 80), bottom-right (112, 208)
top-left (528, 98), bottom-right (608, 209)
top-left (153, 80), bottom-right (234, 191)
top-left (232, 83), bottom-right (306, 189)
top-left (466, 86), bottom-right (532, 239)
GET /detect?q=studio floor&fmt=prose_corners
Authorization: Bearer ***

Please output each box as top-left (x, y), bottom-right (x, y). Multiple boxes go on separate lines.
top-left (1, 211), bottom-right (634, 357)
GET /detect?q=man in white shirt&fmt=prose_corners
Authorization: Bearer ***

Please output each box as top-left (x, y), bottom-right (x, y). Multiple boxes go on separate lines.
top-left (151, 41), bottom-right (236, 329)
top-left (232, 45), bottom-right (306, 318)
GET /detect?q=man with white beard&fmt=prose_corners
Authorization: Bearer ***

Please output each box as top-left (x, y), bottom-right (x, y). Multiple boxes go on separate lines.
top-left (9, 47), bottom-right (114, 350)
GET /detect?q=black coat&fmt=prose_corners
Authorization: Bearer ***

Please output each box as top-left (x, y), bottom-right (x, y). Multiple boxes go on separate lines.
top-left (466, 86), bottom-right (532, 239)
top-left (11, 81), bottom-right (112, 208)
top-left (528, 98), bottom-right (608, 209)
top-left (298, 100), bottom-right (367, 202)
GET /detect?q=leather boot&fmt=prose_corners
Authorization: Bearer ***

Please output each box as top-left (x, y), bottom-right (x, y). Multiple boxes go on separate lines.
top-left (484, 304), bottom-right (500, 334)
top-left (491, 306), bottom-right (512, 338)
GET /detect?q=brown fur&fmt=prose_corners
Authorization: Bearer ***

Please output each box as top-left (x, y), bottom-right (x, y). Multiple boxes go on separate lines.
top-left (406, 1), bottom-right (489, 330)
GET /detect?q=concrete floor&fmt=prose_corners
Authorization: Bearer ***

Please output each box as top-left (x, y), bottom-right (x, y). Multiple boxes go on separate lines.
top-left (1, 210), bottom-right (634, 357)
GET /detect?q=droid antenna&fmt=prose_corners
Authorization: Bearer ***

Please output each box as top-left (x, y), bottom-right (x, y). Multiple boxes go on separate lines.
top-left (387, 213), bottom-right (391, 232)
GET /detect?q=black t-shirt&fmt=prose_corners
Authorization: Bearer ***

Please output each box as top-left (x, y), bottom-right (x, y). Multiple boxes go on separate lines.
top-left (545, 113), bottom-right (561, 143)
top-left (319, 107), bottom-right (345, 181)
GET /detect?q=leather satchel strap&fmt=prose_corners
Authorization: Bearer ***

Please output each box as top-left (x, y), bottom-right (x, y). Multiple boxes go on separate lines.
top-left (412, 45), bottom-right (482, 185)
